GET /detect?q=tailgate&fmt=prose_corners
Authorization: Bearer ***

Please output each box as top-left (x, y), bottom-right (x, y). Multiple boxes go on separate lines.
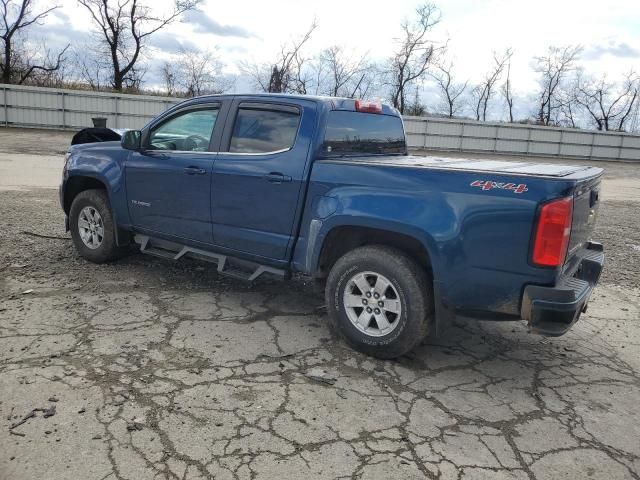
top-left (568, 176), bottom-right (602, 258)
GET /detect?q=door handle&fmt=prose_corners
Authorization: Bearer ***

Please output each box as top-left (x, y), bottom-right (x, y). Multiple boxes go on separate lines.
top-left (184, 166), bottom-right (207, 175)
top-left (265, 172), bottom-right (292, 183)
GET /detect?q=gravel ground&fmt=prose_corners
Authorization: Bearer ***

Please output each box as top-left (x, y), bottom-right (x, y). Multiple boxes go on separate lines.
top-left (1, 127), bottom-right (639, 480)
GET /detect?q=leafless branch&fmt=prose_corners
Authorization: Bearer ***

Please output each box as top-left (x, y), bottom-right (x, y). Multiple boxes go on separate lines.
top-left (239, 20), bottom-right (317, 94)
top-left (159, 46), bottom-right (234, 98)
top-left (573, 70), bottom-right (639, 131)
top-left (501, 51), bottom-right (514, 122)
top-left (388, 2), bottom-right (443, 114)
top-left (1, 0), bottom-right (67, 84)
top-left (429, 60), bottom-right (468, 117)
top-left (472, 48), bottom-right (512, 121)
top-left (533, 45), bottom-right (581, 126)
top-left (315, 45), bottom-right (374, 98)
top-left (77, 0), bottom-right (201, 91)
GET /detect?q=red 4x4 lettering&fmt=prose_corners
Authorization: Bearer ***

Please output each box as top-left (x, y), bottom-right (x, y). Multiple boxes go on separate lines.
top-left (470, 180), bottom-right (528, 194)
top-left (470, 180), bottom-right (494, 190)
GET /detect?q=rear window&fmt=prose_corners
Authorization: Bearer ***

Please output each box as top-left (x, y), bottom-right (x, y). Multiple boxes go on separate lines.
top-left (322, 111), bottom-right (406, 156)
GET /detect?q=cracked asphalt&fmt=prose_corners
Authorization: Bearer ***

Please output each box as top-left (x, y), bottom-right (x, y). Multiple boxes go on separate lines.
top-left (1, 128), bottom-right (639, 479)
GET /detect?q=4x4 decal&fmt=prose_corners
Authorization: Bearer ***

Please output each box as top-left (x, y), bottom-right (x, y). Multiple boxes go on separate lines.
top-left (470, 180), bottom-right (528, 194)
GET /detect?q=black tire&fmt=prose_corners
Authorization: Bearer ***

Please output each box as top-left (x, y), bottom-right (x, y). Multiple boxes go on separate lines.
top-left (69, 189), bottom-right (127, 263)
top-left (325, 245), bottom-right (434, 359)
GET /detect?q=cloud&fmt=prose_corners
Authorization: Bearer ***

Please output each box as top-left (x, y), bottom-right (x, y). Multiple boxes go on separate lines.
top-left (182, 9), bottom-right (253, 38)
top-left (583, 41), bottom-right (640, 60)
top-left (51, 8), bottom-right (72, 24)
top-left (31, 14), bottom-right (90, 52)
top-left (148, 33), bottom-right (200, 54)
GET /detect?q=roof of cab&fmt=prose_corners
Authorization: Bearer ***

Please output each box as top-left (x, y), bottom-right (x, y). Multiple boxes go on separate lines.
top-left (185, 93), bottom-right (401, 116)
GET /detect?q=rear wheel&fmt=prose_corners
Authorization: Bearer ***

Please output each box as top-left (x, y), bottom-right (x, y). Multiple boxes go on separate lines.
top-left (325, 245), bottom-right (433, 359)
top-left (69, 189), bottom-right (127, 263)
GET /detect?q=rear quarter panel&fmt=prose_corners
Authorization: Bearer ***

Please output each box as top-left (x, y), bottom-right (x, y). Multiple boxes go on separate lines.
top-left (296, 160), bottom-right (576, 316)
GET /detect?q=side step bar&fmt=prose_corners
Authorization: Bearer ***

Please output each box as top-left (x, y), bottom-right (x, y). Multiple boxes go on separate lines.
top-left (135, 235), bottom-right (286, 282)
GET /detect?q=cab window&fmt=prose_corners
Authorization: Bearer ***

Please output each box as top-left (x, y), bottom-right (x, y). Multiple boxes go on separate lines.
top-left (229, 107), bottom-right (300, 154)
top-left (148, 107), bottom-right (219, 152)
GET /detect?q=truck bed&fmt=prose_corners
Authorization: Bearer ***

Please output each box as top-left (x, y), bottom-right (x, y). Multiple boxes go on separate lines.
top-left (330, 155), bottom-right (604, 180)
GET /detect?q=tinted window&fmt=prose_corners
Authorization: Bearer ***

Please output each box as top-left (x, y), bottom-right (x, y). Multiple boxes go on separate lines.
top-left (149, 108), bottom-right (219, 151)
top-left (230, 107), bottom-right (300, 153)
top-left (323, 111), bottom-right (406, 156)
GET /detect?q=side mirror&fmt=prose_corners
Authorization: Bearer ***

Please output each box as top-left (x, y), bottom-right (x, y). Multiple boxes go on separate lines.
top-left (121, 130), bottom-right (142, 151)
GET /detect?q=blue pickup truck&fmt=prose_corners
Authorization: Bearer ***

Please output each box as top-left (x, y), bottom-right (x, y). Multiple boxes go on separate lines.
top-left (60, 94), bottom-right (604, 358)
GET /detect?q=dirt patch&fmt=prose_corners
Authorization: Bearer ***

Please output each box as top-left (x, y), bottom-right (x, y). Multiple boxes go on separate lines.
top-left (1, 131), bottom-right (639, 480)
top-left (0, 127), bottom-right (73, 156)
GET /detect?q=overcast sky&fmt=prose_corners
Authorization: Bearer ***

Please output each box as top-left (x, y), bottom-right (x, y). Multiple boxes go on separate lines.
top-left (37, 0), bottom-right (640, 118)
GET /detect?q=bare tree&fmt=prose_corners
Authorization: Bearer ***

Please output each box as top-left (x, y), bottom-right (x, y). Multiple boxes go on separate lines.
top-left (316, 45), bottom-right (374, 98)
top-left (179, 48), bottom-right (232, 97)
top-left (75, 48), bottom-right (108, 90)
top-left (349, 64), bottom-right (380, 100)
top-left (404, 84), bottom-right (426, 116)
top-left (160, 61), bottom-right (177, 96)
top-left (18, 39), bottom-right (71, 86)
top-left (1, 0), bottom-right (69, 84)
top-left (388, 3), bottom-right (442, 114)
top-left (573, 71), bottom-right (639, 131)
top-left (241, 20), bottom-right (317, 94)
top-left (160, 47), bottom-right (233, 97)
top-left (472, 48), bottom-right (512, 121)
top-left (616, 74), bottom-right (640, 132)
top-left (429, 61), bottom-right (468, 117)
top-left (629, 97), bottom-right (640, 133)
top-left (290, 48), bottom-right (313, 95)
top-left (78, 0), bottom-right (201, 91)
top-left (557, 83), bottom-right (578, 128)
top-left (533, 45), bottom-right (581, 126)
top-left (501, 51), bottom-right (514, 122)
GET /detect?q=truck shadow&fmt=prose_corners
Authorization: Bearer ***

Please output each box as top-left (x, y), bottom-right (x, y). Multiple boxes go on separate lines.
top-left (119, 252), bottom-right (605, 384)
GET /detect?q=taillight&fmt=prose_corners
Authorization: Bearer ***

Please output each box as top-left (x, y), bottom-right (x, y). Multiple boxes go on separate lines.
top-left (532, 197), bottom-right (573, 267)
top-left (355, 100), bottom-right (382, 114)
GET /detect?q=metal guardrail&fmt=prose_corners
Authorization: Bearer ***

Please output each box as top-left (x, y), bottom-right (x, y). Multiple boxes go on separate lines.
top-left (1, 83), bottom-right (639, 161)
top-left (403, 115), bottom-right (640, 162)
top-left (0, 83), bottom-right (179, 130)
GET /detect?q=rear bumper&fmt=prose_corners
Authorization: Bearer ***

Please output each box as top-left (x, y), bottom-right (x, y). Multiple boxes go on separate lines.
top-left (521, 242), bottom-right (604, 336)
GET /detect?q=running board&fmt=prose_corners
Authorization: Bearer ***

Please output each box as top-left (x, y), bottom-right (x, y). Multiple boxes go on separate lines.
top-left (135, 235), bottom-right (286, 282)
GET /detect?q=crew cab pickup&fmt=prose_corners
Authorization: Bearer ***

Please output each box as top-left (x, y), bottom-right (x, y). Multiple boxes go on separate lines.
top-left (60, 94), bottom-right (604, 358)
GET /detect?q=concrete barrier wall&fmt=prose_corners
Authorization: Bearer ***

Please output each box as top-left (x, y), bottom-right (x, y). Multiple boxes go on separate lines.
top-left (1, 83), bottom-right (639, 161)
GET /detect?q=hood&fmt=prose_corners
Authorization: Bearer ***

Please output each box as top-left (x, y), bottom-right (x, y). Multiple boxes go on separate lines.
top-left (69, 140), bottom-right (122, 153)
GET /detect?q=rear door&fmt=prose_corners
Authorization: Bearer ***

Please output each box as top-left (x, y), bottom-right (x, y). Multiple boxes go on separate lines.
top-left (211, 99), bottom-right (316, 260)
top-left (125, 102), bottom-right (226, 244)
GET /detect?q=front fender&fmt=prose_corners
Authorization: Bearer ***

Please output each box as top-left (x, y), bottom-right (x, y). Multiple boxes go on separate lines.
top-left (63, 143), bottom-right (131, 230)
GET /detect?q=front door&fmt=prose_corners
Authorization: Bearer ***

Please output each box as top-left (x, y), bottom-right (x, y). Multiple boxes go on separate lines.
top-left (211, 101), bottom-right (316, 260)
top-left (126, 103), bottom-right (222, 244)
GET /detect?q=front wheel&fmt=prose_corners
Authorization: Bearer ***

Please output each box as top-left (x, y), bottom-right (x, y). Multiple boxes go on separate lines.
top-left (325, 245), bottom-right (434, 359)
top-left (69, 189), bottom-right (127, 263)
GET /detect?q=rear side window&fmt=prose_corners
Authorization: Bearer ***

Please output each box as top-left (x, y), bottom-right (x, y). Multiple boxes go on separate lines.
top-left (323, 111), bottom-right (406, 156)
top-left (229, 107), bottom-right (300, 153)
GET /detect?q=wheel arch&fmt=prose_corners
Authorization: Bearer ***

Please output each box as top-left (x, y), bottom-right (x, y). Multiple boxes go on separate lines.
top-left (315, 223), bottom-right (452, 339)
top-left (63, 175), bottom-right (108, 214)
top-left (64, 175), bottom-right (131, 246)
top-left (315, 224), bottom-right (437, 280)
